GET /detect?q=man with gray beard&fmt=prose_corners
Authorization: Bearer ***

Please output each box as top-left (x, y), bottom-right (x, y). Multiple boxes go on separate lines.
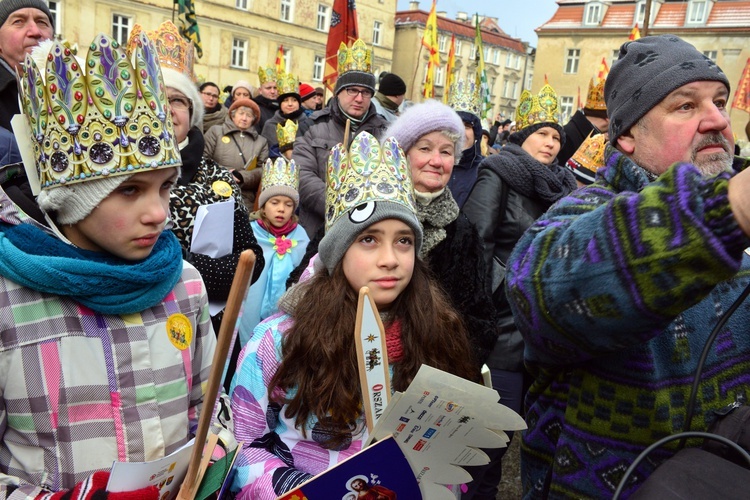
top-left (503, 34), bottom-right (750, 499)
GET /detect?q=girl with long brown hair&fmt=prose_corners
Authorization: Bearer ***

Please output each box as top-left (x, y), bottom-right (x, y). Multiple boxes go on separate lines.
top-left (229, 133), bottom-right (477, 499)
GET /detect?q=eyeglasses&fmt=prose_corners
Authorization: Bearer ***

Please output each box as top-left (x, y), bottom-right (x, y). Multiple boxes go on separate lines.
top-left (201, 91), bottom-right (219, 99)
top-left (344, 87), bottom-right (373, 98)
top-left (168, 96), bottom-right (192, 111)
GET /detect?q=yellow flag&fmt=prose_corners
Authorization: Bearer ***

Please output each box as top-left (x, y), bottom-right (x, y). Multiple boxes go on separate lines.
top-left (275, 45), bottom-right (285, 73)
top-left (443, 34), bottom-right (456, 104)
top-left (629, 24), bottom-right (641, 41)
top-left (421, 0), bottom-right (440, 98)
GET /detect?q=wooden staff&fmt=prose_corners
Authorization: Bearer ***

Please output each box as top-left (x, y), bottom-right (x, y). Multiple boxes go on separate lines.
top-left (176, 250), bottom-right (256, 500)
top-left (343, 118), bottom-right (351, 148)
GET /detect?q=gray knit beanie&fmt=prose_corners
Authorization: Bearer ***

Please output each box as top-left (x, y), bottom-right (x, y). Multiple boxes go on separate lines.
top-left (37, 175), bottom-right (132, 225)
top-left (385, 100), bottom-right (465, 154)
top-left (334, 70), bottom-right (376, 95)
top-left (606, 34), bottom-right (730, 144)
top-left (0, 0), bottom-right (53, 29)
top-left (318, 200), bottom-right (423, 274)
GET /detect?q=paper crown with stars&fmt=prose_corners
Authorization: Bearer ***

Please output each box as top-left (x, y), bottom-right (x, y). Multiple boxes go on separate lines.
top-left (16, 33), bottom-right (181, 192)
top-left (448, 78), bottom-right (482, 117)
top-left (337, 38), bottom-right (373, 76)
top-left (259, 157), bottom-right (299, 208)
top-left (276, 119), bottom-right (298, 152)
top-left (324, 132), bottom-right (416, 231)
top-left (276, 71), bottom-right (299, 97)
top-left (258, 65), bottom-right (278, 85)
top-left (515, 83), bottom-right (560, 131)
top-left (127, 21), bottom-right (195, 81)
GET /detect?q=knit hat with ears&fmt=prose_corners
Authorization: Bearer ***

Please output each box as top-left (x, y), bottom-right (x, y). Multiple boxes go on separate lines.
top-left (229, 98), bottom-right (260, 123)
top-left (385, 99), bottom-right (465, 154)
top-left (162, 68), bottom-right (204, 129)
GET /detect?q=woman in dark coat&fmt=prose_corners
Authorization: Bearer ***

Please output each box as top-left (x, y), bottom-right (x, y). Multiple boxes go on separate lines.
top-left (461, 83), bottom-right (578, 499)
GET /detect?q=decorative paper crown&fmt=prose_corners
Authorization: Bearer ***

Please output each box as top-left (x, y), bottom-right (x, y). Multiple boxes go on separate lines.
top-left (584, 77), bottom-right (606, 111)
top-left (337, 39), bottom-right (373, 76)
top-left (276, 119), bottom-right (298, 149)
top-left (276, 71), bottom-right (299, 96)
top-left (325, 132), bottom-right (416, 231)
top-left (261, 157), bottom-right (299, 194)
top-left (568, 132), bottom-right (607, 172)
top-left (515, 83), bottom-right (560, 131)
top-left (258, 66), bottom-right (277, 85)
top-left (448, 79), bottom-right (481, 116)
top-left (127, 22), bottom-right (195, 81)
top-left (17, 34), bottom-right (181, 191)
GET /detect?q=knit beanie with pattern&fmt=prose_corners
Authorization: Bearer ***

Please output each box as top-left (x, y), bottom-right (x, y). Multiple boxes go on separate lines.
top-left (605, 34), bottom-right (730, 144)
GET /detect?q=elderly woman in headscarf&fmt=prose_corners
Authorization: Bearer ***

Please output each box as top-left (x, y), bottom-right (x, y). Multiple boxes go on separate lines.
top-left (460, 83), bottom-right (577, 499)
top-left (385, 100), bottom-right (499, 371)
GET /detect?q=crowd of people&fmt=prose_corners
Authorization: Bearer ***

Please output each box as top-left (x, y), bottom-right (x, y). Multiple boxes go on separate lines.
top-left (1, 1), bottom-right (750, 499)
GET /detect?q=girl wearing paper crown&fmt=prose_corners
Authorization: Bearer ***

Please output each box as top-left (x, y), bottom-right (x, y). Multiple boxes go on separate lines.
top-left (129, 22), bottom-right (264, 352)
top-left (237, 157), bottom-right (309, 346)
top-left (461, 83), bottom-right (577, 498)
top-left (229, 133), bottom-right (476, 499)
top-left (0, 34), bottom-right (215, 496)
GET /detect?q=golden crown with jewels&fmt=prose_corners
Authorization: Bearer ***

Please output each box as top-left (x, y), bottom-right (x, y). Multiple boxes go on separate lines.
top-left (127, 21), bottom-right (195, 81)
top-left (16, 34), bottom-right (181, 192)
top-left (276, 119), bottom-right (298, 150)
top-left (261, 157), bottom-right (299, 194)
top-left (258, 65), bottom-right (278, 85)
top-left (276, 71), bottom-right (299, 96)
top-left (325, 132), bottom-right (416, 231)
top-left (585, 77), bottom-right (606, 111)
top-left (448, 78), bottom-right (481, 116)
top-left (337, 39), bottom-right (373, 76)
top-left (568, 132), bottom-right (607, 172)
top-left (515, 83), bottom-right (560, 131)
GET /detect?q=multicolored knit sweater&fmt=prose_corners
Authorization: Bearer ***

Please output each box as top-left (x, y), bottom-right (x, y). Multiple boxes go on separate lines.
top-left (506, 146), bottom-right (750, 499)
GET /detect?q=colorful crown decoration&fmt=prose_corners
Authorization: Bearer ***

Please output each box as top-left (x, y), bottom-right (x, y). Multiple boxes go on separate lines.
top-left (337, 39), bottom-right (373, 76)
top-left (276, 119), bottom-right (298, 149)
top-left (448, 78), bottom-right (481, 116)
top-left (568, 132), bottom-right (607, 172)
top-left (261, 157), bottom-right (299, 194)
top-left (276, 71), bottom-right (299, 96)
top-left (584, 77), bottom-right (606, 111)
top-left (17, 34), bottom-right (181, 191)
top-left (127, 22), bottom-right (195, 81)
top-left (325, 132), bottom-right (416, 231)
top-left (515, 83), bottom-right (560, 131)
top-left (258, 66), bottom-right (278, 85)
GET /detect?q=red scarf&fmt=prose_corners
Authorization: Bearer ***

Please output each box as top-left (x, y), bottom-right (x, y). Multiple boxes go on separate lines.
top-left (384, 319), bottom-right (404, 362)
top-left (257, 218), bottom-right (298, 238)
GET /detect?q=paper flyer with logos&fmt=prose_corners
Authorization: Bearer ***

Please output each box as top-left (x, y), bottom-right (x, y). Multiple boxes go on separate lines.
top-left (106, 438), bottom-right (195, 500)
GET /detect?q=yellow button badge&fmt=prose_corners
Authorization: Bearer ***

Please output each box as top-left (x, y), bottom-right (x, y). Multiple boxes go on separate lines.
top-left (167, 313), bottom-right (193, 350)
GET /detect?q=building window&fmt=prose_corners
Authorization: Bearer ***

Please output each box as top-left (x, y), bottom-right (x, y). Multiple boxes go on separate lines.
top-left (503, 79), bottom-right (511, 98)
top-left (111, 14), bottom-right (131, 46)
top-left (48, 0), bottom-right (62, 35)
top-left (565, 48), bottom-right (580, 74)
top-left (439, 35), bottom-right (447, 53)
top-left (313, 55), bottom-right (324, 81)
top-left (527, 74), bottom-right (533, 89)
top-left (703, 50), bottom-right (717, 62)
top-left (506, 52), bottom-right (512, 67)
top-left (372, 21), bottom-right (382, 46)
top-left (280, 0), bottom-right (293, 22)
top-left (560, 96), bottom-right (574, 123)
top-left (493, 49), bottom-right (500, 65)
top-left (455, 39), bottom-right (462, 55)
top-left (470, 44), bottom-right (477, 60)
top-left (231, 38), bottom-right (248, 68)
top-left (236, 0), bottom-right (249, 10)
top-left (585, 2), bottom-right (602, 25)
top-left (484, 46), bottom-right (489, 61)
top-left (688, 1), bottom-right (707, 24)
top-left (436, 66), bottom-right (445, 86)
top-left (612, 49), bottom-right (620, 67)
top-left (316, 4), bottom-right (329, 31)
top-left (512, 81), bottom-right (519, 99)
top-left (515, 54), bottom-right (522, 70)
top-left (283, 48), bottom-right (292, 72)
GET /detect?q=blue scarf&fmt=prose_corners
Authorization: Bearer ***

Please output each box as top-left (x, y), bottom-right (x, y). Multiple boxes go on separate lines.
top-left (0, 222), bottom-right (183, 315)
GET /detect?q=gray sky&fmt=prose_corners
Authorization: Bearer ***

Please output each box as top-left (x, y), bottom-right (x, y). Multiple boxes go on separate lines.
top-left (396, 0), bottom-right (560, 47)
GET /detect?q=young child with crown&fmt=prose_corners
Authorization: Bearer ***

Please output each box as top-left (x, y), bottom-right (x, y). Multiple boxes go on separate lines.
top-left (237, 157), bottom-right (309, 346)
top-left (0, 33), bottom-right (215, 497)
top-left (228, 132), bottom-right (477, 499)
top-left (260, 72), bottom-right (304, 159)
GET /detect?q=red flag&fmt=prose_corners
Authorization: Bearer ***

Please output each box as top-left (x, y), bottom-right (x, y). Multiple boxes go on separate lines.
top-left (732, 57), bottom-right (750, 112)
top-left (597, 57), bottom-right (609, 81)
top-left (275, 45), bottom-right (285, 73)
top-left (323, 0), bottom-right (359, 92)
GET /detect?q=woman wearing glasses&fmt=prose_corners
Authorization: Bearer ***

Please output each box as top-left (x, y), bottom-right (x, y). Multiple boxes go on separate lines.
top-left (200, 81), bottom-right (227, 133)
top-left (204, 98), bottom-right (269, 208)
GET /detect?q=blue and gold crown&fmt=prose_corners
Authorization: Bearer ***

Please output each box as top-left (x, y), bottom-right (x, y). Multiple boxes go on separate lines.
top-left (276, 119), bottom-right (298, 150)
top-left (17, 34), bottom-right (181, 191)
top-left (337, 39), bottom-right (373, 76)
top-left (128, 22), bottom-right (195, 81)
top-left (448, 79), bottom-right (481, 116)
top-left (276, 71), bottom-right (299, 96)
top-left (515, 83), bottom-right (560, 131)
top-left (325, 132), bottom-right (416, 231)
top-left (258, 65), bottom-right (277, 85)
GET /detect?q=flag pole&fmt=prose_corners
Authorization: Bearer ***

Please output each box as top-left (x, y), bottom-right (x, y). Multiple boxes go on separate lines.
top-left (410, 43), bottom-right (424, 102)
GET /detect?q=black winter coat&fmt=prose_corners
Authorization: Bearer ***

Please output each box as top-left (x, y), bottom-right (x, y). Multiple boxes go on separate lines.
top-left (558, 109), bottom-right (599, 165)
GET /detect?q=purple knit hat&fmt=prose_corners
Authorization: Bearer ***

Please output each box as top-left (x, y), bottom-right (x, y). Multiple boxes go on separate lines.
top-left (385, 100), bottom-right (465, 153)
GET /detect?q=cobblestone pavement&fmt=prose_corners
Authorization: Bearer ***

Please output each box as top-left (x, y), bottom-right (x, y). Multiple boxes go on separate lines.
top-left (496, 435), bottom-right (522, 499)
